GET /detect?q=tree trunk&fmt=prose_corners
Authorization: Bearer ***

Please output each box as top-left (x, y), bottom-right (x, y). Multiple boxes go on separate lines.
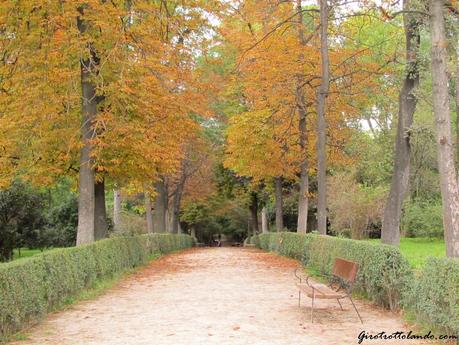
top-left (430, 0), bottom-right (459, 258)
top-left (94, 179), bottom-right (108, 240)
top-left (316, 0), bottom-right (330, 235)
top-left (171, 175), bottom-right (186, 234)
top-left (76, 9), bottom-right (98, 245)
top-left (190, 226), bottom-right (197, 240)
top-left (170, 197), bottom-right (181, 233)
top-left (296, 0), bottom-right (309, 233)
top-left (145, 191), bottom-right (153, 233)
top-left (247, 219), bottom-right (252, 242)
top-left (166, 209), bottom-right (172, 233)
top-left (261, 207), bottom-right (269, 233)
top-left (456, 36), bottom-right (459, 168)
top-left (249, 192), bottom-right (259, 235)
top-left (113, 189), bottom-right (121, 231)
top-left (153, 179), bottom-right (167, 232)
top-left (381, 0), bottom-right (420, 246)
top-left (274, 176), bottom-right (284, 231)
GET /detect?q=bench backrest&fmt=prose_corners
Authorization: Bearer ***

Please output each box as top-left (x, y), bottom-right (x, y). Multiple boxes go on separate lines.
top-left (332, 258), bottom-right (359, 284)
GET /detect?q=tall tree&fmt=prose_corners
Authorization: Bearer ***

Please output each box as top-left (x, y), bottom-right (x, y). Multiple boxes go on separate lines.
top-left (456, 34), bottom-right (459, 167)
top-left (430, 0), bottom-right (459, 257)
top-left (381, 0), bottom-right (420, 246)
top-left (296, 0), bottom-right (310, 234)
top-left (222, 0), bottom-right (379, 235)
top-left (167, 130), bottom-right (215, 234)
top-left (76, 5), bottom-right (99, 245)
top-left (316, 0), bottom-right (330, 235)
top-left (249, 192), bottom-right (259, 235)
top-left (0, 0), bottom-right (215, 241)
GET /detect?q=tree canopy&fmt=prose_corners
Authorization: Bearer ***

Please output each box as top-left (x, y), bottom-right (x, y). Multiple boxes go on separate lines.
top-left (1, 0), bottom-right (459, 258)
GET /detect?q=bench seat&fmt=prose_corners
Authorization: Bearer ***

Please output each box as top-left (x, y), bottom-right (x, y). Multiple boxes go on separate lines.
top-left (294, 257), bottom-right (363, 323)
top-left (296, 282), bottom-right (346, 299)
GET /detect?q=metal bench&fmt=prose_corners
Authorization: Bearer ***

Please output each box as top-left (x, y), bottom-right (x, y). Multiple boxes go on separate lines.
top-left (294, 258), bottom-right (363, 323)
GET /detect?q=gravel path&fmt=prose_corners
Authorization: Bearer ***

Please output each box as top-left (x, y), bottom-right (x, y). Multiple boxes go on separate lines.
top-left (13, 247), bottom-right (433, 345)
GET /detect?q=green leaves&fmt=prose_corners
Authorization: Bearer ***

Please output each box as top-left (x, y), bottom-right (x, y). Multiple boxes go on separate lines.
top-left (407, 257), bottom-right (459, 334)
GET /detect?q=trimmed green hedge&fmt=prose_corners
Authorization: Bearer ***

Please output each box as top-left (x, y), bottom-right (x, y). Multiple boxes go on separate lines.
top-left (405, 257), bottom-right (459, 334)
top-left (252, 232), bottom-right (411, 310)
top-left (0, 233), bottom-right (192, 338)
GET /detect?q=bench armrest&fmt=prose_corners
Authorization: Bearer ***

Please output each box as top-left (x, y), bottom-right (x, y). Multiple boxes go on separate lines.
top-left (294, 268), bottom-right (355, 295)
top-left (294, 267), bottom-right (311, 285)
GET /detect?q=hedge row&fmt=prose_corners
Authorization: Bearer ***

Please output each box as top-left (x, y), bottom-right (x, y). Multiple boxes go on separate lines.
top-left (252, 232), bottom-right (411, 309)
top-left (252, 232), bottom-right (459, 335)
top-left (0, 233), bottom-right (193, 338)
top-left (404, 257), bottom-right (459, 334)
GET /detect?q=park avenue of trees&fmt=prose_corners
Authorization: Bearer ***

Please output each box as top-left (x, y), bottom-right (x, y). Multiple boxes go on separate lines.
top-left (1, 0), bottom-right (459, 260)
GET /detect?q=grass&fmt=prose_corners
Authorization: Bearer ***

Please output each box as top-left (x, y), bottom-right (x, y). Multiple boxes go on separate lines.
top-left (367, 237), bottom-right (445, 268)
top-left (12, 248), bottom-right (49, 260)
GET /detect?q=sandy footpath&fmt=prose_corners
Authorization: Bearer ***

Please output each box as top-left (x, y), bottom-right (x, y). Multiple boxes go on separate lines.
top-left (12, 247), bottom-right (436, 345)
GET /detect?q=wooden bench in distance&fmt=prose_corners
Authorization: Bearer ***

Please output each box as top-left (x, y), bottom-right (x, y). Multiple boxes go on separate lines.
top-left (294, 258), bottom-right (363, 323)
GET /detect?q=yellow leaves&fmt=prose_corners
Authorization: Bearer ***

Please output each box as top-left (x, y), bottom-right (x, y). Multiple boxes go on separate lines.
top-left (0, 0), bottom-right (214, 190)
top-left (225, 109), bottom-right (299, 180)
top-left (220, 0), bottom-right (387, 182)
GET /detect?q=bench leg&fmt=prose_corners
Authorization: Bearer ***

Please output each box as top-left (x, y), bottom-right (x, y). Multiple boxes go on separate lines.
top-left (349, 296), bottom-right (363, 324)
top-left (311, 289), bottom-right (315, 323)
top-left (337, 298), bottom-right (344, 311)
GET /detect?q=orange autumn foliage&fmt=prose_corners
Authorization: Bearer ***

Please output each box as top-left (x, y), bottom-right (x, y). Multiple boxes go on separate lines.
top-left (0, 0), bottom-right (217, 190)
top-left (221, 0), bottom-right (386, 181)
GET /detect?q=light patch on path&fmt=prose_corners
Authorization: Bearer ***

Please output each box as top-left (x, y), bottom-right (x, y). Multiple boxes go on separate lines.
top-left (13, 247), bottom-right (433, 345)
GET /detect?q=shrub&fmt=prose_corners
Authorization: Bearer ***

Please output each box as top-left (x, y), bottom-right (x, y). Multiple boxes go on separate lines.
top-left (0, 182), bottom-right (46, 261)
top-left (253, 232), bottom-right (410, 310)
top-left (115, 211), bottom-right (148, 236)
top-left (0, 233), bottom-right (192, 338)
top-left (328, 172), bottom-right (386, 239)
top-left (401, 200), bottom-right (443, 238)
top-left (404, 257), bottom-right (459, 334)
top-left (0, 181), bottom-right (81, 259)
top-left (42, 193), bottom-right (78, 247)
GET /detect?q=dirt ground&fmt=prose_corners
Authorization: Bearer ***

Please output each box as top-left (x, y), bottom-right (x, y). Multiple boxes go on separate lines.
top-left (13, 247), bottom-right (437, 345)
